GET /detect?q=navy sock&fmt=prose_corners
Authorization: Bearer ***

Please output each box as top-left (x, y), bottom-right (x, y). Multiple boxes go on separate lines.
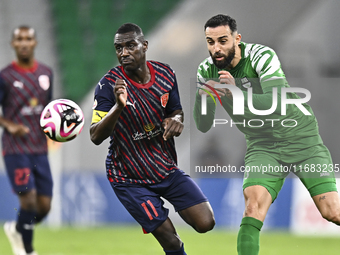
top-left (17, 208), bottom-right (36, 253)
top-left (164, 244), bottom-right (187, 255)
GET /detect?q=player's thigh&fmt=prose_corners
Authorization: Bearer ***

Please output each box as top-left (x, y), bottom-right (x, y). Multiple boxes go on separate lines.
top-left (243, 151), bottom-right (288, 202)
top-left (111, 182), bottom-right (168, 234)
top-left (4, 154), bottom-right (36, 194)
top-left (159, 170), bottom-right (213, 231)
top-left (32, 154), bottom-right (53, 197)
top-left (160, 170), bottom-right (209, 212)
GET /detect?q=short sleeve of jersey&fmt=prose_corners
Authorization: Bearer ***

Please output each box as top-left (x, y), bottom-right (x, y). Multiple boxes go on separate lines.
top-left (165, 72), bottom-right (182, 115)
top-left (91, 75), bottom-right (116, 124)
top-left (246, 43), bottom-right (286, 90)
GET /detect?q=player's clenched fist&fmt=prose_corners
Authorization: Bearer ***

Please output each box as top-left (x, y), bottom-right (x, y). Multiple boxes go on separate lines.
top-left (218, 70), bottom-right (236, 86)
top-left (198, 80), bottom-right (227, 97)
top-left (218, 71), bottom-right (235, 99)
top-left (162, 114), bottom-right (184, 141)
top-left (114, 79), bottom-right (128, 108)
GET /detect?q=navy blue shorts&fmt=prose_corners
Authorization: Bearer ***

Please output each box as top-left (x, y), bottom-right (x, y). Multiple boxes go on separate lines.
top-left (4, 154), bottom-right (53, 196)
top-left (110, 170), bottom-right (208, 233)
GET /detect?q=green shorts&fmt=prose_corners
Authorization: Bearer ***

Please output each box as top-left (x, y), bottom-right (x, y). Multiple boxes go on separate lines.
top-left (243, 138), bottom-right (337, 202)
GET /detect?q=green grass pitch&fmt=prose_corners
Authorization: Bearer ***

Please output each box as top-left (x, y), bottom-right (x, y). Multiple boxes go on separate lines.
top-left (1, 224), bottom-right (339, 255)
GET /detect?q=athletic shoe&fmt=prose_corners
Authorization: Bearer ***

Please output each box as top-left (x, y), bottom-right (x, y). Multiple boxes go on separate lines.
top-left (3, 221), bottom-right (26, 255)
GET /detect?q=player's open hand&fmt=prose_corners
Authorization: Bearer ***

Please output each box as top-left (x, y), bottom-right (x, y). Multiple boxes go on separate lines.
top-left (162, 115), bottom-right (184, 141)
top-left (198, 80), bottom-right (227, 97)
top-left (114, 79), bottom-right (128, 108)
top-left (6, 123), bottom-right (30, 137)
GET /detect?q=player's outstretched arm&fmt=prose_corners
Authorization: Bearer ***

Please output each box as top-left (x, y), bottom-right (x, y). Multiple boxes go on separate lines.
top-left (90, 79), bottom-right (127, 145)
top-left (162, 109), bottom-right (184, 141)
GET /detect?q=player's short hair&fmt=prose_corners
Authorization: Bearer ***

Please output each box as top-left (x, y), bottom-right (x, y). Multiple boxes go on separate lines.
top-left (12, 25), bottom-right (36, 39)
top-left (204, 14), bottom-right (237, 33)
top-left (116, 23), bottom-right (145, 41)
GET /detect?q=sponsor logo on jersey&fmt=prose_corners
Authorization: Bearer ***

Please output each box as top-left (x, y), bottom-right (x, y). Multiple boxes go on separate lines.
top-left (132, 127), bottom-right (162, 141)
top-left (126, 100), bottom-right (136, 109)
top-left (13, 80), bottom-right (24, 89)
top-left (38, 75), bottom-right (50, 91)
top-left (320, 172), bottom-right (330, 177)
top-left (21, 104), bottom-right (43, 116)
top-left (98, 82), bottom-right (105, 89)
top-left (241, 77), bottom-right (251, 88)
top-left (160, 93), bottom-right (169, 108)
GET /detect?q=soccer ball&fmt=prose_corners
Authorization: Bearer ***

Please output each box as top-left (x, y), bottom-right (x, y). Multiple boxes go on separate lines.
top-left (40, 99), bottom-right (85, 142)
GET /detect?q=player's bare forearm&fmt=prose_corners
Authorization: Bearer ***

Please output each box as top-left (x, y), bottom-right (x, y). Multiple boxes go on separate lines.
top-left (0, 116), bottom-right (29, 136)
top-left (162, 109), bottom-right (184, 141)
top-left (90, 104), bottom-right (124, 145)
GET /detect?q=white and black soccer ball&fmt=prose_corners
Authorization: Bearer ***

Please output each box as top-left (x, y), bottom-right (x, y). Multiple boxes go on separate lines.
top-left (40, 99), bottom-right (85, 142)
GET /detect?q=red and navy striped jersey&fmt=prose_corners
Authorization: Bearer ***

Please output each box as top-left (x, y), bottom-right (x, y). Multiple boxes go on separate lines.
top-left (91, 61), bottom-right (182, 184)
top-left (0, 61), bottom-right (53, 155)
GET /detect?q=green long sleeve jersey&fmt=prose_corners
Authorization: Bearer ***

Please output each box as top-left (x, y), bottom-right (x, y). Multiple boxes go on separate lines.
top-left (193, 42), bottom-right (320, 143)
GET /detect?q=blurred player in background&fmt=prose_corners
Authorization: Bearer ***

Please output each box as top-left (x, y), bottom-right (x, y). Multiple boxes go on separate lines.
top-left (193, 14), bottom-right (340, 255)
top-left (0, 26), bottom-right (53, 255)
top-left (90, 23), bottom-right (215, 255)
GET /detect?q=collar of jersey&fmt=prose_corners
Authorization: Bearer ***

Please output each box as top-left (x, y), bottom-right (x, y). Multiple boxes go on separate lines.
top-left (121, 61), bottom-right (155, 89)
top-left (11, 60), bottom-right (38, 73)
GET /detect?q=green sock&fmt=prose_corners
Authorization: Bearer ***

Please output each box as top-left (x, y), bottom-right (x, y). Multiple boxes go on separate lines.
top-left (237, 217), bottom-right (263, 255)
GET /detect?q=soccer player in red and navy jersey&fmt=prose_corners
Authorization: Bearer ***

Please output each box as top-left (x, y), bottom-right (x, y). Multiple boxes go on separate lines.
top-left (0, 26), bottom-right (53, 255)
top-left (90, 23), bottom-right (215, 255)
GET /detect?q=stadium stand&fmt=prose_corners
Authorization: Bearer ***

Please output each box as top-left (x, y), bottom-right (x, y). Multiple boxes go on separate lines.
top-left (51, 0), bottom-right (182, 102)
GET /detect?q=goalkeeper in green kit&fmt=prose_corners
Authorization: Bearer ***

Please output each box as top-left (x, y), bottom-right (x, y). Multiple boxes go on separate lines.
top-left (193, 14), bottom-right (340, 255)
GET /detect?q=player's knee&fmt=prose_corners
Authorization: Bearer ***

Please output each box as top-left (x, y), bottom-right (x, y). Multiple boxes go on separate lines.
top-left (19, 197), bottom-right (37, 211)
top-left (194, 217), bottom-right (215, 233)
top-left (19, 189), bottom-right (38, 211)
top-left (40, 203), bottom-right (51, 215)
top-left (36, 207), bottom-right (50, 223)
top-left (244, 202), bottom-right (259, 217)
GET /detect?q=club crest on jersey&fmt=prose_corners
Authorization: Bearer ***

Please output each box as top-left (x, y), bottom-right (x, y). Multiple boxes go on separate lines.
top-left (160, 93), bottom-right (169, 108)
top-left (38, 75), bottom-right (50, 91)
top-left (13, 80), bottom-right (24, 89)
top-left (92, 99), bottom-right (98, 109)
top-left (241, 77), bottom-right (251, 88)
